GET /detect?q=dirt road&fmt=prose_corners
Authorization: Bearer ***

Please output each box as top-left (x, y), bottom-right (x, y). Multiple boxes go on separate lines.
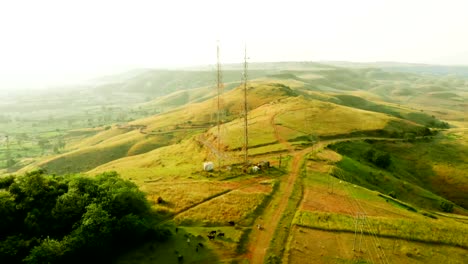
top-left (245, 112), bottom-right (409, 264)
top-left (246, 113), bottom-right (314, 263)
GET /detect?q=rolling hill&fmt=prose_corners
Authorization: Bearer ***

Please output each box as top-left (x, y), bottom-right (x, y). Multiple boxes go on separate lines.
top-left (2, 62), bottom-right (468, 263)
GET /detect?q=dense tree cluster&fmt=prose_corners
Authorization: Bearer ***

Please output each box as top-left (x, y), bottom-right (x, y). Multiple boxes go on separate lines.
top-left (0, 170), bottom-right (170, 264)
top-left (365, 149), bottom-right (392, 169)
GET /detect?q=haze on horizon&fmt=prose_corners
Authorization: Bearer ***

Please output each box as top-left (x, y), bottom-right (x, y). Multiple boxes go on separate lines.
top-left (1, 0), bottom-right (467, 91)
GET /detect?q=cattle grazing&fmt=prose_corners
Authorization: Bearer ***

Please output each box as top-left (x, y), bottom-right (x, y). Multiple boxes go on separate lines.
top-left (217, 232), bottom-right (225, 237)
top-left (209, 230), bottom-right (217, 235)
top-left (177, 254), bottom-right (184, 263)
top-left (157, 196), bottom-right (164, 204)
top-left (258, 161), bottom-right (270, 169)
top-left (207, 234), bottom-right (215, 240)
top-left (228, 221), bottom-right (235, 226)
top-left (198, 242), bottom-right (204, 248)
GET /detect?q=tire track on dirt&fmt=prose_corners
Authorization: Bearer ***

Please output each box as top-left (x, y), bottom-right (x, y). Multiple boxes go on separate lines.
top-left (246, 111), bottom-right (410, 264)
top-left (246, 112), bottom-right (313, 264)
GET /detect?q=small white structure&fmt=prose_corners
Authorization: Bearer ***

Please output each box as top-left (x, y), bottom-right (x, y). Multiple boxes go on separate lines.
top-left (203, 161), bottom-right (214, 171)
top-left (252, 166), bottom-right (260, 173)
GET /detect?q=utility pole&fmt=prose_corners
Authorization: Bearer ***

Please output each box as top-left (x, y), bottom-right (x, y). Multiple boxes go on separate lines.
top-left (242, 45), bottom-right (249, 165)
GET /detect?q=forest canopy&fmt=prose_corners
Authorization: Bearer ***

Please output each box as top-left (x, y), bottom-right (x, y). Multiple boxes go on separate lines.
top-left (0, 170), bottom-right (170, 264)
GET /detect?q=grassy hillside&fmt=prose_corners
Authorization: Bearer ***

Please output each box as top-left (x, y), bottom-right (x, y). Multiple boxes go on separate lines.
top-left (3, 62), bottom-right (468, 264)
top-left (67, 82), bottom-right (426, 181)
top-left (328, 133), bottom-right (468, 212)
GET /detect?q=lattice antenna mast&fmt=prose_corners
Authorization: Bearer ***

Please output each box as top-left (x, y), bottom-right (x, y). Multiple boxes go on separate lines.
top-left (242, 45), bottom-right (249, 165)
top-left (216, 42), bottom-right (224, 169)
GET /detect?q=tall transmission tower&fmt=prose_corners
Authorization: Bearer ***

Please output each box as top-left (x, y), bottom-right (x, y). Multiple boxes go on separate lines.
top-left (216, 42), bottom-right (224, 169)
top-left (242, 45), bottom-right (249, 165)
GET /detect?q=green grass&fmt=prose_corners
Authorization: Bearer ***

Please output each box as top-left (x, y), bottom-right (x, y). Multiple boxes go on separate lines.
top-left (294, 211), bottom-right (468, 248)
top-left (329, 139), bottom-right (468, 213)
top-left (265, 162), bottom-right (305, 263)
top-left (116, 227), bottom-right (221, 264)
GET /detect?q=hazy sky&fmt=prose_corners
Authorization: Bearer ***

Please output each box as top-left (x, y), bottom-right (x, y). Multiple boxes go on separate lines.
top-left (1, 0), bottom-right (467, 90)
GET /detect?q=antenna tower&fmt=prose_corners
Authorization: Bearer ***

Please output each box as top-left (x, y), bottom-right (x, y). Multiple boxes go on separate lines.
top-left (242, 45), bottom-right (249, 165)
top-left (216, 42), bottom-right (224, 169)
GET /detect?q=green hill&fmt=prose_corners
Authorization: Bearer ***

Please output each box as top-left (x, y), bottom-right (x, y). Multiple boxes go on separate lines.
top-left (2, 62), bottom-right (468, 264)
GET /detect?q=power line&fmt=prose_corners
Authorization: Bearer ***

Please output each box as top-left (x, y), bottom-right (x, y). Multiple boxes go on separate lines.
top-left (333, 168), bottom-right (390, 264)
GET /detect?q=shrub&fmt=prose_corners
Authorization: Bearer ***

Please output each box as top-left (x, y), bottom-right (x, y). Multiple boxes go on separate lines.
top-left (440, 201), bottom-right (454, 213)
top-left (0, 175), bottom-right (15, 189)
top-left (375, 153), bottom-right (391, 169)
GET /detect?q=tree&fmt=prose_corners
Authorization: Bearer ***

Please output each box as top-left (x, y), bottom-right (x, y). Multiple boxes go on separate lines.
top-left (23, 238), bottom-right (65, 264)
top-left (0, 171), bottom-right (170, 263)
top-left (0, 192), bottom-right (18, 236)
top-left (365, 149), bottom-right (375, 162)
top-left (440, 201), bottom-right (454, 213)
top-left (0, 175), bottom-right (15, 189)
top-left (375, 153), bottom-right (391, 169)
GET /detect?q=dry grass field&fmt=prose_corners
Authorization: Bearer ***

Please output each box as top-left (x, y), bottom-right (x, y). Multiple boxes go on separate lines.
top-left (285, 227), bottom-right (467, 264)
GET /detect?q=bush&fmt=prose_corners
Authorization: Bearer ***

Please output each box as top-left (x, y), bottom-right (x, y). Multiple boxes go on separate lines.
top-left (375, 153), bottom-right (391, 169)
top-left (440, 201), bottom-right (454, 213)
top-left (0, 175), bottom-right (15, 189)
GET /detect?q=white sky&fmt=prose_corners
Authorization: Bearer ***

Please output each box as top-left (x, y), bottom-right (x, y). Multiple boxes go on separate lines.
top-left (1, 0), bottom-right (468, 90)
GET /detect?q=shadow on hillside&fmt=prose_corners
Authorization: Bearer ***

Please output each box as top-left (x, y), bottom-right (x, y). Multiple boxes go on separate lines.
top-left (115, 227), bottom-right (220, 264)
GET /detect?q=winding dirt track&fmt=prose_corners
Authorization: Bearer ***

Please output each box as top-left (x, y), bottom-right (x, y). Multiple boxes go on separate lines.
top-left (246, 112), bottom-right (313, 263)
top-left (248, 146), bottom-right (312, 264)
top-left (245, 112), bottom-right (410, 264)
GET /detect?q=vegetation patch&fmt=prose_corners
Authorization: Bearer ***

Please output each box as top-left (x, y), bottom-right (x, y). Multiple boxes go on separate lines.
top-left (328, 140), bottom-right (468, 212)
top-left (0, 170), bottom-right (170, 264)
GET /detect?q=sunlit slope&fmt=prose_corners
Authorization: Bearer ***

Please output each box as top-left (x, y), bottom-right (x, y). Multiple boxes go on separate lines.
top-left (268, 68), bottom-right (467, 128)
top-left (16, 82), bottom-right (296, 175)
top-left (329, 129), bottom-right (468, 211)
top-left (89, 85), bottom-right (424, 181)
top-left (18, 72), bottom-right (441, 176)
